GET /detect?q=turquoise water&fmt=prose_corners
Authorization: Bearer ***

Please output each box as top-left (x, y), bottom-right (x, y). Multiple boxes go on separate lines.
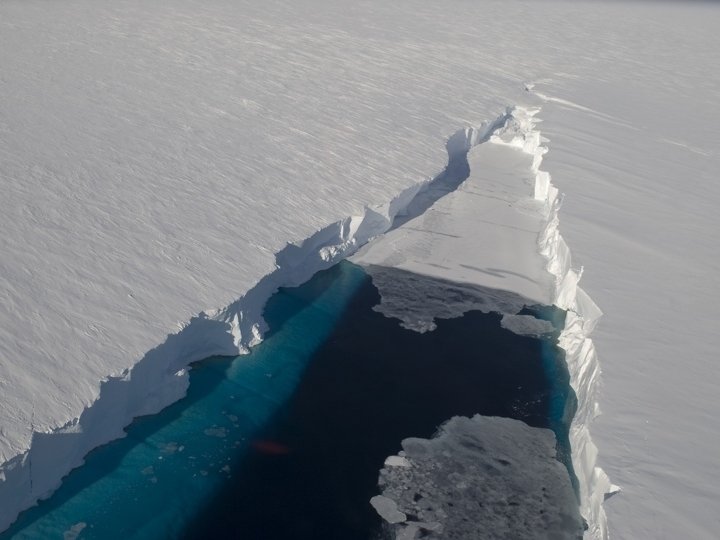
top-left (521, 304), bottom-right (577, 491)
top-left (3, 262), bottom-right (576, 539)
top-left (181, 267), bottom-right (576, 540)
top-left (3, 263), bottom-right (367, 540)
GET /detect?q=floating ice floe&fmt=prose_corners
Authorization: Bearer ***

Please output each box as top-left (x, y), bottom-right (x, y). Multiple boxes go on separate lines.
top-left (373, 415), bottom-right (583, 540)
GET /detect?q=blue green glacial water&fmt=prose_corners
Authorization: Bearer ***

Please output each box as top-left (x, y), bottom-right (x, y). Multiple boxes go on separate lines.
top-left (2, 262), bottom-right (575, 540)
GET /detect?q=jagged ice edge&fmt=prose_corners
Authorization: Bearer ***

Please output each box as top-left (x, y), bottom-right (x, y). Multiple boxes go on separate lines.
top-left (490, 106), bottom-right (618, 540)
top-left (0, 111), bottom-right (511, 532)
top-left (2, 106), bottom-right (615, 538)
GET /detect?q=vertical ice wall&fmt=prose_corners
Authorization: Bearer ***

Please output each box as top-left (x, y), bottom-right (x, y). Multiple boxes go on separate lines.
top-left (1, 106), bottom-right (613, 538)
top-left (490, 107), bottom-right (615, 539)
top-left (0, 115), bottom-right (508, 533)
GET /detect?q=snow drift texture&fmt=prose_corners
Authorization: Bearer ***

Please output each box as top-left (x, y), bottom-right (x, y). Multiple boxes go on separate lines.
top-left (2, 1), bottom-right (719, 539)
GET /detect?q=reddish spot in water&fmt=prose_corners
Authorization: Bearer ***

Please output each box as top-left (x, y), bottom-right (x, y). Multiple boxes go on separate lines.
top-left (252, 440), bottom-right (291, 455)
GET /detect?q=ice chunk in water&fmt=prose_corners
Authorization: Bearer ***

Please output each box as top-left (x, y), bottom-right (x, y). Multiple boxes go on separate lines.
top-left (370, 495), bottom-right (407, 524)
top-left (373, 415), bottom-right (584, 540)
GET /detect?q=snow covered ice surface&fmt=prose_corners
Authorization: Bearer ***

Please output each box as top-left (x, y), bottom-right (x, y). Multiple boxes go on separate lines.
top-left (373, 415), bottom-right (584, 540)
top-left (352, 109), bottom-right (556, 330)
top-left (526, 40), bottom-right (720, 540)
top-left (1, 0), bottom-right (719, 538)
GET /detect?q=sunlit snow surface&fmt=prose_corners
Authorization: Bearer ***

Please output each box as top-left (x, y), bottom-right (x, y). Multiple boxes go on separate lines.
top-left (1, 0), bottom-right (719, 538)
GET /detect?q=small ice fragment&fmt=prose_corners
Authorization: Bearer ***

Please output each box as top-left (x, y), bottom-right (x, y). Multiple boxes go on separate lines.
top-left (500, 314), bottom-right (555, 336)
top-left (384, 456), bottom-right (411, 468)
top-left (370, 495), bottom-right (407, 524)
top-left (204, 427), bottom-right (228, 438)
top-left (396, 523), bottom-right (420, 540)
top-left (161, 442), bottom-right (179, 454)
top-left (415, 521), bottom-right (442, 531)
top-left (63, 522), bottom-right (87, 540)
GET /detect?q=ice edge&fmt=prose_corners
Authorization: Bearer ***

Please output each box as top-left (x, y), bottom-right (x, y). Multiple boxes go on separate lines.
top-left (0, 111), bottom-right (511, 532)
top-left (491, 106), bottom-right (615, 539)
top-left (1, 107), bottom-right (613, 538)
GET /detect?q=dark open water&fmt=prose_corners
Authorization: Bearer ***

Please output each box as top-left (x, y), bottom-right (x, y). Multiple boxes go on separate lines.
top-left (182, 262), bottom-right (575, 539)
top-left (3, 261), bottom-right (575, 540)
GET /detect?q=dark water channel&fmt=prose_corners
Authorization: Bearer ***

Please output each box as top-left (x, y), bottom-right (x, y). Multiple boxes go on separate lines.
top-left (3, 261), bottom-right (575, 540)
top-left (183, 261), bottom-right (575, 540)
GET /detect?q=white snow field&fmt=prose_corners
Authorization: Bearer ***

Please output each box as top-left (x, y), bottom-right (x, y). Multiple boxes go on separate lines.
top-left (1, 0), bottom-right (718, 538)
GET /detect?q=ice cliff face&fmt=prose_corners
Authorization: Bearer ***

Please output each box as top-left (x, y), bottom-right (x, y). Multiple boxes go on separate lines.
top-left (496, 107), bottom-right (616, 539)
top-left (1, 105), bottom-right (615, 538)
top-left (0, 113), bottom-right (510, 532)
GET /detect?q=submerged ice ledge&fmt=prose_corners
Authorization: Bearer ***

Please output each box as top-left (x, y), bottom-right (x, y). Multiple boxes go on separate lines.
top-left (0, 112), bottom-right (510, 533)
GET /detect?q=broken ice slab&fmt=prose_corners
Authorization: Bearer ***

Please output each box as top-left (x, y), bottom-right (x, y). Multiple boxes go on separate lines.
top-left (374, 415), bottom-right (584, 540)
